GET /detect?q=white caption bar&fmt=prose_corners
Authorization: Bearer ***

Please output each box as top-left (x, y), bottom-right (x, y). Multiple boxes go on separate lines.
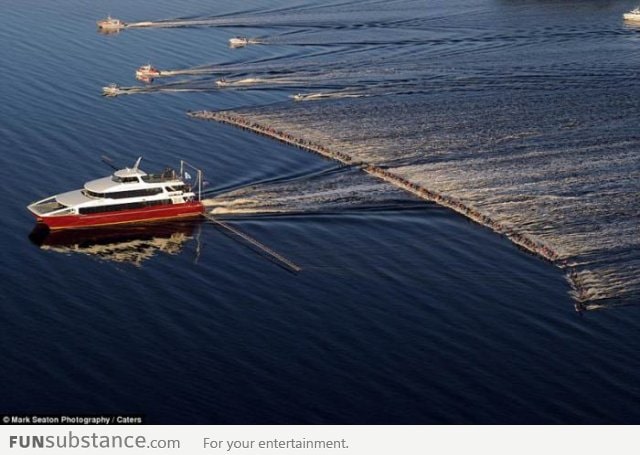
top-left (1, 425), bottom-right (637, 455)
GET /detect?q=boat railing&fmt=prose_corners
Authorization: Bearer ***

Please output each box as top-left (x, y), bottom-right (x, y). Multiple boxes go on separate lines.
top-left (141, 169), bottom-right (178, 183)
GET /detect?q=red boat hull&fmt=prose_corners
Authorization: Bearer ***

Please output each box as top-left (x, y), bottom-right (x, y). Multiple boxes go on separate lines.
top-left (33, 201), bottom-right (204, 230)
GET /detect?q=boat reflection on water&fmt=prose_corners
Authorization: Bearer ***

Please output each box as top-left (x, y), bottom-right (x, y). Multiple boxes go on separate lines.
top-left (97, 28), bottom-right (122, 36)
top-left (29, 220), bottom-right (201, 265)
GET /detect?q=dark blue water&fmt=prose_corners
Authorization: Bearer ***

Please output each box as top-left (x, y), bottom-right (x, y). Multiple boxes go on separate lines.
top-left (1, 0), bottom-right (639, 423)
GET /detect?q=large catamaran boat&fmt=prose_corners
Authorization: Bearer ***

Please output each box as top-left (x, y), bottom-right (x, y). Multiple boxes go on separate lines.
top-left (27, 158), bottom-right (204, 230)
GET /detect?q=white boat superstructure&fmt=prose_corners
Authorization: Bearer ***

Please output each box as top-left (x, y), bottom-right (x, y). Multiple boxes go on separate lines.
top-left (624, 7), bottom-right (640, 21)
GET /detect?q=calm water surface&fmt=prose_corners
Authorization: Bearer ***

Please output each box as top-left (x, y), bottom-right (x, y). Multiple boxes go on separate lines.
top-left (0, 0), bottom-right (639, 423)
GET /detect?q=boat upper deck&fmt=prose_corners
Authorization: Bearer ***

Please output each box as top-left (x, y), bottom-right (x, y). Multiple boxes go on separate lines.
top-left (85, 168), bottom-right (183, 194)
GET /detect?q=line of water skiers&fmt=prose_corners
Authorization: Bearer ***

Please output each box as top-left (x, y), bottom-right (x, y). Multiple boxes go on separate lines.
top-left (190, 110), bottom-right (560, 264)
top-left (366, 166), bottom-right (560, 262)
top-left (190, 111), bottom-right (353, 163)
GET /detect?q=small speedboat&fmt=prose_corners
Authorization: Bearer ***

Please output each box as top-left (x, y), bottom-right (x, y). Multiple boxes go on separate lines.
top-left (229, 36), bottom-right (249, 48)
top-left (135, 64), bottom-right (161, 80)
top-left (215, 78), bottom-right (229, 87)
top-left (27, 157), bottom-right (204, 230)
top-left (291, 93), bottom-right (326, 101)
top-left (97, 16), bottom-right (126, 31)
top-left (102, 83), bottom-right (121, 97)
top-left (624, 7), bottom-right (640, 21)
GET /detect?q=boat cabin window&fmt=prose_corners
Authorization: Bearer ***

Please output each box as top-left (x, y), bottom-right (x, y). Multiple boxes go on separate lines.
top-left (79, 199), bottom-right (171, 215)
top-left (112, 175), bottom-right (140, 183)
top-left (83, 189), bottom-right (104, 198)
top-left (165, 185), bottom-right (186, 192)
top-left (110, 188), bottom-right (163, 198)
top-left (83, 188), bottom-right (163, 199)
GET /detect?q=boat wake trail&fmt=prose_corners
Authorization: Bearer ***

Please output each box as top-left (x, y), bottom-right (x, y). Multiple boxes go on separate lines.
top-left (153, 60), bottom-right (304, 80)
top-left (202, 167), bottom-right (411, 216)
top-left (159, 68), bottom-right (229, 78)
top-left (102, 83), bottom-right (214, 97)
top-left (118, 3), bottom-right (416, 31)
top-left (290, 90), bottom-right (369, 101)
top-left (126, 19), bottom-right (226, 29)
top-left (217, 77), bottom-right (299, 87)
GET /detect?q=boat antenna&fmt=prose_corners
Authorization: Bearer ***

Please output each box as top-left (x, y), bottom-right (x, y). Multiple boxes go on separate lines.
top-left (133, 156), bottom-right (142, 171)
